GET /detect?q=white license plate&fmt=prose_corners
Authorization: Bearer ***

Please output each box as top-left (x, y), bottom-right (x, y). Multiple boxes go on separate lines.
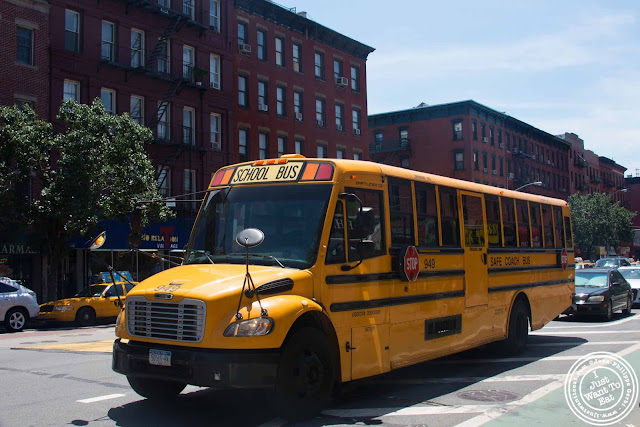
top-left (149, 349), bottom-right (171, 367)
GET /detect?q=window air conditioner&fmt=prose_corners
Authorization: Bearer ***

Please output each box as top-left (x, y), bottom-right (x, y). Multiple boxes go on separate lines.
top-left (258, 104), bottom-right (268, 112)
top-left (336, 124), bottom-right (343, 131)
top-left (498, 143), bottom-right (504, 148)
top-left (508, 173), bottom-right (514, 179)
top-left (239, 44), bottom-right (251, 54)
top-left (354, 128), bottom-right (361, 135)
top-left (295, 112), bottom-right (303, 121)
top-left (160, 7), bottom-right (169, 14)
top-left (210, 81), bottom-right (220, 90)
top-left (317, 119), bottom-right (324, 127)
top-left (211, 141), bottom-right (221, 150)
top-left (483, 167), bottom-right (488, 173)
top-left (483, 137), bottom-right (488, 143)
top-left (335, 76), bottom-right (348, 86)
top-left (492, 170), bottom-right (497, 175)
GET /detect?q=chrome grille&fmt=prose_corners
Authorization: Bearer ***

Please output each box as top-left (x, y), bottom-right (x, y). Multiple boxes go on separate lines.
top-left (126, 296), bottom-right (206, 342)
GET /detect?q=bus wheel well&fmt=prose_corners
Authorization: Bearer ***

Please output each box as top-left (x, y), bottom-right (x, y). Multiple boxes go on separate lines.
top-left (512, 292), bottom-right (531, 328)
top-left (286, 311), bottom-right (341, 388)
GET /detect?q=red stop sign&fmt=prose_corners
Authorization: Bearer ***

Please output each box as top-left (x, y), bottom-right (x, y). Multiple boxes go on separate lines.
top-left (561, 248), bottom-right (568, 270)
top-left (404, 246), bottom-right (420, 281)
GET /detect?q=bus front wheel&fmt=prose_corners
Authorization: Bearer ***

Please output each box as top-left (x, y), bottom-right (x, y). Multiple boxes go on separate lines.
top-left (127, 376), bottom-right (186, 401)
top-left (275, 327), bottom-right (335, 420)
top-left (495, 300), bottom-right (529, 356)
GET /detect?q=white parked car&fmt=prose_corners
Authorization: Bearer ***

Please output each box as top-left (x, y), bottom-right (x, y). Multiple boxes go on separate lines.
top-left (0, 277), bottom-right (39, 332)
top-left (618, 267), bottom-right (640, 307)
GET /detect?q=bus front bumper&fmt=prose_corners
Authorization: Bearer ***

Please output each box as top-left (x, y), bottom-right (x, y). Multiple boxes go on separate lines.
top-left (112, 339), bottom-right (280, 389)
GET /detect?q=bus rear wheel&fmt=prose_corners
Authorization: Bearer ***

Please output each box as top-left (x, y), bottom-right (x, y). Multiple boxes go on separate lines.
top-left (127, 376), bottom-right (186, 401)
top-left (275, 327), bottom-right (335, 420)
top-left (494, 300), bottom-right (529, 356)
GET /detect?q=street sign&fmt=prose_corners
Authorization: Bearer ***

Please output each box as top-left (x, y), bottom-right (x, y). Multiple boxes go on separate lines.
top-left (403, 246), bottom-right (420, 282)
top-left (561, 248), bottom-right (568, 270)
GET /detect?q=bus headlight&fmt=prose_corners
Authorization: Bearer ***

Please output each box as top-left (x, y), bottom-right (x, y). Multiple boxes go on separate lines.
top-left (116, 310), bottom-right (123, 327)
top-left (54, 305), bottom-right (74, 311)
top-left (588, 295), bottom-right (605, 302)
top-left (223, 317), bottom-right (274, 337)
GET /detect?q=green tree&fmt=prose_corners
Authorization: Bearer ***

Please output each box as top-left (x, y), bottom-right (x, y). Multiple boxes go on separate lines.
top-left (568, 192), bottom-right (636, 259)
top-left (0, 100), bottom-right (171, 300)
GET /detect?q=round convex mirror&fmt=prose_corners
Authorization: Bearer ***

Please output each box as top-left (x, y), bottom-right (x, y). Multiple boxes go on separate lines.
top-left (236, 228), bottom-right (265, 248)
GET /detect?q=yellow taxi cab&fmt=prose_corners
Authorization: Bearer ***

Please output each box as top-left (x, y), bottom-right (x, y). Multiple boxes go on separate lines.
top-left (575, 262), bottom-right (595, 269)
top-left (38, 271), bottom-right (136, 326)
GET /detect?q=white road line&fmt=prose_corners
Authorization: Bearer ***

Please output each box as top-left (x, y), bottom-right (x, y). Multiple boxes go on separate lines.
top-left (77, 394), bottom-right (126, 404)
top-left (529, 340), bottom-right (638, 346)
top-left (373, 374), bottom-right (566, 385)
top-left (546, 315), bottom-right (639, 328)
top-left (532, 330), bottom-right (640, 335)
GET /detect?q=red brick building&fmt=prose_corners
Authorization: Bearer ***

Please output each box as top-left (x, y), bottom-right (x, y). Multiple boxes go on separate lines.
top-left (368, 100), bottom-right (571, 200)
top-left (0, 0), bottom-right (50, 117)
top-left (232, 0), bottom-right (374, 162)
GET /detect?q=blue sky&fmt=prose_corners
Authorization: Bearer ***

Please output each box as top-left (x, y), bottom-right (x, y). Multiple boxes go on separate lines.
top-left (285, 0), bottom-right (640, 178)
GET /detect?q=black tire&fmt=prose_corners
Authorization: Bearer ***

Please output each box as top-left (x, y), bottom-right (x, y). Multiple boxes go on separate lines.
top-left (604, 300), bottom-right (613, 321)
top-left (127, 376), bottom-right (186, 400)
top-left (5, 307), bottom-right (28, 332)
top-left (622, 295), bottom-right (632, 315)
top-left (494, 300), bottom-right (529, 356)
top-left (275, 327), bottom-right (335, 421)
top-left (76, 307), bottom-right (96, 327)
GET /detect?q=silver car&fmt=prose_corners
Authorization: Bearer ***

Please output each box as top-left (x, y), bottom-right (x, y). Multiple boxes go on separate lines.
top-left (0, 277), bottom-right (39, 332)
top-left (618, 266), bottom-right (640, 307)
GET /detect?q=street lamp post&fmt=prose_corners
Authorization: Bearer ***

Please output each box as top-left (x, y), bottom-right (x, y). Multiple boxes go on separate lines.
top-left (515, 181), bottom-right (542, 192)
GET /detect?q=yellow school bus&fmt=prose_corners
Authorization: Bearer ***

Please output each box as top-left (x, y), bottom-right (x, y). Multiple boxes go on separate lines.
top-left (112, 155), bottom-right (574, 418)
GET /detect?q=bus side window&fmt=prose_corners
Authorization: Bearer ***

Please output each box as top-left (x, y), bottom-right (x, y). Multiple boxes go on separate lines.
top-left (516, 200), bottom-right (530, 247)
top-left (439, 186), bottom-right (460, 247)
top-left (530, 202), bottom-right (541, 248)
top-left (326, 201), bottom-right (346, 264)
top-left (416, 182), bottom-right (439, 247)
top-left (485, 195), bottom-right (502, 247)
top-left (564, 216), bottom-right (573, 248)
top-left (501, 197), bottom-right (517, 247)
top-left (553, 206), bottom-right (565, 248)
top-left (542, 204), bottom-right (554, 248)
top-left (389, 178), bottom-right (415, 246)
top-left (345, 188), bottom-right (386, 260)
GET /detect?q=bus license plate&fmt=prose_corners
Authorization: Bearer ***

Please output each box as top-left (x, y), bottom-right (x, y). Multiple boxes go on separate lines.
top-left (149, 349), bottom-right (171, 367)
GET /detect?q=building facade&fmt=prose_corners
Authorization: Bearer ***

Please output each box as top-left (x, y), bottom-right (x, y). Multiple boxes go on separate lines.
top-left (232, 0), bottom-right (374, 162)
top-left (368, 100), bottom-right (571, 200)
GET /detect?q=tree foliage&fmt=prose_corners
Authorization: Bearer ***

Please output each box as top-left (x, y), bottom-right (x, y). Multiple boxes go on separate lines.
top-left (568, 192), bottom-right (636, 258)
top-left (0, 100), bottom-right (171, 298)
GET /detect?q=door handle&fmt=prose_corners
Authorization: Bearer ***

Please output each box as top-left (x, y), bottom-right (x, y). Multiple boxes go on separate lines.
top-left (481, 253), bottom-right (487, 265)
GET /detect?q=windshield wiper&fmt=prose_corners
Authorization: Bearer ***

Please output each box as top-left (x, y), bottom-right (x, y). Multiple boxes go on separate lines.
top-left (229, 252), bottom-right (285, 268)
top-left (189, 250), bottom-right (215, 264)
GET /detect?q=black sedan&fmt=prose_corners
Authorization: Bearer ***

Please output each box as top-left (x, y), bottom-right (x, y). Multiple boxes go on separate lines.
top-left (569, 268), bottom-right (633, 321)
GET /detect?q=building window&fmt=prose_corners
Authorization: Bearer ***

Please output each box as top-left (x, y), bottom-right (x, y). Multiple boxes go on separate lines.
top-left (63, 79), bottom-right (80, 102)
top-left (293, 90), bottom-right (303, 119)
top-left (293, 43), bottom-right (301, 72)
top-left (454, 151), bottom-right (464, 171)
top-left (473, 150), bottom-right (479, 170)
top-left (183, 107), bottom-right (195, 146)
top-left (209, 0), bottom-right (219, 30)
top-left (277, 136), bottom-right (286, 157)
top-left (354, 151), bottom-right (362, 160)
top-left (131, 29), bottom-right (144, 67)
top-left (315, 97), bottom-right (325, 126)
top-left (333, 58), bottom-right (343, 81)
top-left (481, 123), bottom-right (486, 142)
top-left (238, 22), bottom-right (248, 45)
top-left (258, 80), bottom-right (268, 110)
top-left (210, 113), bottom-right (220, 149)
top-left (16, 27), bottom-right (34, 65)
top-left (65, 10), bottom-right (80, 52)
top-left (157, 102), bottom-right (170, 140)
top-left (15, 99), bottom-right (33, 110)
top-left (257, 29), bottom-right (266, 60)
top-left (317, 145), bottom-right (327, 158)
top-left (295, 139), bottom-right (303, 155)
top-left (101, 21), bottom-right (115, 62)
top-left (238, 129), bottom-right (248, 162)
top-left (276, 86), bottom-right (285, 116)
top-left (374, 131), bottom-right (383, 143)
top-left (352, 108), bottom-right (361, 134)
top-left (209, 54), bottom-right (220, 89)
top-left (238, 75), bottom-right (248, 107)
top-left (472, 120), bottom-right (477, 140)
top-left (452, 120), bottom-right (463, 140)
top-left (275, 36), bottom-right (284, 66)
top-left (259, 132), bottom-right (268, 159)
top-left (335, 104), bottom-right (344, 130)
top-left (183, 0), bottom-right (195, 19)
top-left (100, 88), bottom-right (115, 115)
top-left (491, 154), bottom-right (496, 172)
top-left (314, 51), bottom-right (324, 79)
top-left (157, 38), bottom-right (170, 73)
top-left (184, 169), bottom-right (196, 209)
top-left (130, 95), bottom-right (144, 125)
top-left (499, 156), bottom-right (504, 176)
top-left (489, 127), bottom-right (494, 145)
top-left (482, 152), bottom-right (487, 171)
top-left (337, 147), bottom-right (345, 159)
top-left (157, 166), bottom-right (171, 197)
top-left (350, 65), bottom-right (360, 92)
top-left (506, 133), bottom-right (511, 151)
top-left (399, 129), bottom-right (408, 144)
top-left (497, 129), bottom-right (502, 147)
top-left (158, 0), bottom-right (169, 6)
top-left (183, 45), bottom-right (194, 81)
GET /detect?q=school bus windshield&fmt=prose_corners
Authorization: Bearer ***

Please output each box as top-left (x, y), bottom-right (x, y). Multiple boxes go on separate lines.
top-left (185, 184), bottom-right (332, 269)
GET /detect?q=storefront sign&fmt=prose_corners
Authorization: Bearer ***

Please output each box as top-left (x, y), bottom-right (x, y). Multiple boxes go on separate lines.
top-left (0, 243), bottom-right (37, 255)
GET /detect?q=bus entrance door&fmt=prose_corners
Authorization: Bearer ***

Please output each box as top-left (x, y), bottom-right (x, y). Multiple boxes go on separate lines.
top-left (460, 192), bottom-right (488, 307)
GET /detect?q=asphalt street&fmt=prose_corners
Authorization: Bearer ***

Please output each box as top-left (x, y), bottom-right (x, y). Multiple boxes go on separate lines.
top-left (1, 311), bottom-right (639, 427)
